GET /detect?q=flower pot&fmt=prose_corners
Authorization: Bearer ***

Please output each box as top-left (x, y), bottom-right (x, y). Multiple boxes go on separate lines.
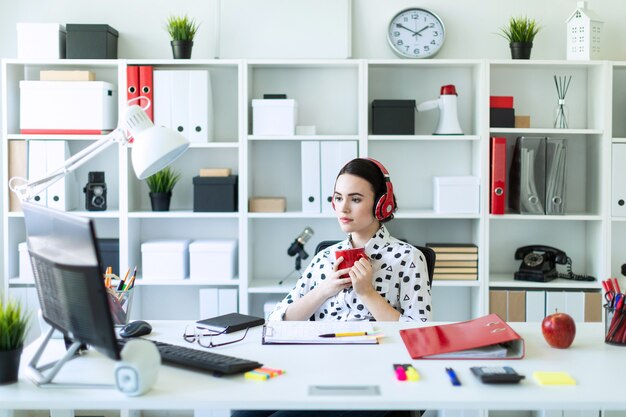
top-left (0, 346), bottom-right (23, 384)
top-left (510, 42), bottom-right (533, 59)
top-left (171, 40), bottom-right (193, 59)
top-left (150, 192), bottom-right (172, 211)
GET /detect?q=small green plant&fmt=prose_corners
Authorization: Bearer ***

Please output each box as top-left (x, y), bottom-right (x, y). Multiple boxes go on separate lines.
top-left (166, 14), bottom-right (200, 42)
top-left (146, 166), bottom-right (181, 194)
top-left (0, 297), bottom-right (30, 351)
top-left (499, 16), bottom-right (540, 43)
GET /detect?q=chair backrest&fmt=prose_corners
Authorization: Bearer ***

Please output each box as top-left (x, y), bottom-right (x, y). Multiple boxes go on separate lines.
top-left (315, 240), bottom-right (435, 288)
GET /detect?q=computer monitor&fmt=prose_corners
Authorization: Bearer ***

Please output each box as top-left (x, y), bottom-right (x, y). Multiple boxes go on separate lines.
top-left (22, 202), bottom-right (120, 386)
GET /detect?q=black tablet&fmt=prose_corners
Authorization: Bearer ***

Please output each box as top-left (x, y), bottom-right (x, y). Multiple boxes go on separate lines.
top-left (197, 313), bottom-right (265, 334)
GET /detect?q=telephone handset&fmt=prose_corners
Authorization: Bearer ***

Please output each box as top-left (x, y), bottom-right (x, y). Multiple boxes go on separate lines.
top-left (514, 245), bottom-right (595, 282)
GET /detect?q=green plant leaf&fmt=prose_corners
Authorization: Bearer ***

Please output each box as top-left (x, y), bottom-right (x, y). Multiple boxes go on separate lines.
top-left (165, 14), bottom-right (200, 42)
top-left (498, 16), bottom-right (540, 43)
top-left (146, 167), bottom-right (182, 193)
top-left (0, 297), bottom-right (30, 351)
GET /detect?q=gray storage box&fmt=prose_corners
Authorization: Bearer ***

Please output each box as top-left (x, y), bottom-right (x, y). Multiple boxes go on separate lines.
top-left (193, 175), bottom-right (238, 212)
top-left (66, 24), bottom-right (118, 59)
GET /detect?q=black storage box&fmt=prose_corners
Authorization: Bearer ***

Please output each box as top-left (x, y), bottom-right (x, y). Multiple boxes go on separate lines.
top-left (372, 100), bottom-right (416, 135)
top-left (66, 24), bottom-right (118, 59)
top-left (97, 238), bottom-right (119, 275)
top-left (193, 175), bottom-right (238, 212)
top-left (490, 108), bottom-right (515, 128)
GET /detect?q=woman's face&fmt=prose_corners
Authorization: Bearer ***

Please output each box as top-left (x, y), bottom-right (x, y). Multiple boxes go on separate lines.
top-left (333, 173), bottom-right (378, 234)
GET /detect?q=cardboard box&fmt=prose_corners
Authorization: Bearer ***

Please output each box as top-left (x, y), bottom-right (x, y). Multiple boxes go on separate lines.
top-left (193, 175), bottom-right (238, 212)
top-left (372, 100), bottom-right (416, 135)
top-left (17, 23), bottom-right (66, 59)
top-left (20, 81), bottom-right (117, 134)
top-left (66, 24), bottom-right (118, 59)
top-left (515, 115), bottom-right (531, 128)
top-left (252, 99), bottom-right (297, 135)
top-left (18, 242), bottom-right (34, 282)
top-left (189, 240), bottom-right (238, 281)
top-left (433, 176), bottom-right (480, 214)
top-left (141, 240), bottom-right (190, 280)
top-left (249, 197), bottom-right (287, 212)
top-left (40, 70), bottom-right (96, 81)
top-left (199, 168), bottom-right (232, 177)
top-left (490, 108), bottom-right (515, 128)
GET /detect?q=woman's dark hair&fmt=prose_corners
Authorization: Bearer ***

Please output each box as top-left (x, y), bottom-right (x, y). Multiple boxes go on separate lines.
top-left (336, 158), bottom-right (397, 223)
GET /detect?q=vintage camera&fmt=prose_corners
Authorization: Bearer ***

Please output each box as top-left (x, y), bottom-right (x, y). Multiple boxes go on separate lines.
top-left (83, 171), bottom-right (107, 211)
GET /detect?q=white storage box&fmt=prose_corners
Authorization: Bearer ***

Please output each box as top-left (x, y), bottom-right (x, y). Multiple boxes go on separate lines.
top-left (252, 99), bottom-right (297, 135)
top-left (20, 81), bottom-right (117, 134)
top-left (141, 240), bottom-right (190, 280)
top-left (17, 23), bottom-right (66, 59)
top-left (189, 240), bottom-right (238, 281)
top-left (434, 176), bottom-right (480, 214)
top-left (18, 242), bottom-right (35, 282)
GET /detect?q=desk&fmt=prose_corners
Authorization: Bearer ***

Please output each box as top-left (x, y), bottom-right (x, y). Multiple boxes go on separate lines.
top-left (1, 321), bottom-right (625, 413)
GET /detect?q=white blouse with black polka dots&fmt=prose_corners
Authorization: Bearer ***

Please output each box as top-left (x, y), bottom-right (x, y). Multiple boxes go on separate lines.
top-left (269, 225), bottom-right (432, 322)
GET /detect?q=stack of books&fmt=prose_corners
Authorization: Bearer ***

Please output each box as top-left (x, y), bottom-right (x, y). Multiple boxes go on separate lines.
top-left (425, 243), bottom-right (478, 280)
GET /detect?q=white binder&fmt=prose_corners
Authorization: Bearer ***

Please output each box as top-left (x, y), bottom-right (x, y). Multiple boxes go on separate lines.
top-left (564, 291), bottom-right (585, 322)
top-left (525, 290), bottom-right (546, 322)
top-left (46, 141), bottom-right (77, 211)
top-left (612, 143), bottom-right (626, 216)
top-left (27, 140), bottom-right (47, 206)
top-left (199, 288), bottom-right (219, 320)
top-left (320, 141), bottom-right (358, 213)
top-left (188, 70), bottom-right (213, 143)
top-left (217, 288), bottom-right (238, 315)
top-left (545, 291), bottom-right (566, 316)
top-left (153, 70), bottom-right (174, 128)
top-left (171, 71), bottom-right (190, 138)
top-left (301, 141), bottom-right (321, 212)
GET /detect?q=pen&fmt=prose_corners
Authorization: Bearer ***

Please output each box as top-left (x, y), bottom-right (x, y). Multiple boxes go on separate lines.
top-left (117, 267), bottom-right (131, 291)
top-left (446, 367), bottom-right (461, 386)
top-left (318, 332), bottom-right (370, 338)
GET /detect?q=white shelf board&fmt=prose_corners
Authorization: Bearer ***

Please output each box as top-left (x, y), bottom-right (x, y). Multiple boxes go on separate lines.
top-left (248, 135), bottom-right (359, 141)
top-left (8, 278), bottom-right (35, 286)
top-left (489, 274), bottom-right (601, 290)
top-left (247, 212), bottom-right (335, 219)
top-left (489, 213), bottom-right (602, 221)
top-left (368, 135), bottom-right (480, 141)
top-left (489, 128), bottom-right (603, 135)
top-left (432, 279), bottom-right (481, 287)
top-left (612, 137), bottom-right (626, 143)
top-left (8, 210), bottom-right (122, 219)
top-left (126, 59), bottom-right (241, 67)
top-left (135, 278), bottom-right (240, 286)
top-left (3, 58), bottom-right (120, 67)
top-left (128, 211), bottom-right (239, 219)
top-left (489, 59), bottom-right (605, 68)
top-left (367, 59), bottom-right (482, 68)
top-left (8, 134), bottom-right (110, 141)
top-left (395, 210), bottom-right (481, 219)
top-left (189, 142), bottom-right (239, 149)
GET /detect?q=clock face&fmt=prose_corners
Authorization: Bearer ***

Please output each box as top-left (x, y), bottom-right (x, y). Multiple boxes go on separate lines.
top-left (387, 8), bottom-right (445, 59)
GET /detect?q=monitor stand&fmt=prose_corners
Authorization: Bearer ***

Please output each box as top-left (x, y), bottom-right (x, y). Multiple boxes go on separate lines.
top-left (27, 327), bottom-right (115, 389)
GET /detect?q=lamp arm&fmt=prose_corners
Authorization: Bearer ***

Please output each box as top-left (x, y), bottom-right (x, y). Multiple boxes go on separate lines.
top-left (10, 128), bottom-right (128, 202)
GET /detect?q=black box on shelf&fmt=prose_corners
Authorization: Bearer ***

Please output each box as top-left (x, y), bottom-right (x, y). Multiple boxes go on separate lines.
top-left (97, 238), bottom-right (119, 275)
top-left (371, 100), bottom-right (416, 135)
top-left (490, 107), bottom-right (515, 128)
top-left (66, 24), bottom-right (118, 59)
top-left (193, 175), bottom-right (238, 212)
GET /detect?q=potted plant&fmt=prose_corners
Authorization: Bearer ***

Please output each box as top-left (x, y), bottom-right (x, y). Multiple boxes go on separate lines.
top-left (0, 297), bottom-right (30, 384)
top-left (166, 14), bottom-right (200, 59)
top-left (499, 16), bottom-right (540, 59)
top-left (146, 166), bottom-right (181, 211)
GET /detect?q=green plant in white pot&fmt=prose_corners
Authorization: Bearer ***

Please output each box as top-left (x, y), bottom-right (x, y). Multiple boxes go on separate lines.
top-left (0, 297), bottom-right (30, 384)
top-left (146, 166), bottom-right (181, 211)
top-left (166, 14), bottom-right (200, 59)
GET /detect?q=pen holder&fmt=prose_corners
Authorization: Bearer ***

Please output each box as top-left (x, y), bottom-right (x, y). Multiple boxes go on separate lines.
top-left (107, 288), bottom-right (134, 327)
top-left (604, 304), bottom-right (626, 345)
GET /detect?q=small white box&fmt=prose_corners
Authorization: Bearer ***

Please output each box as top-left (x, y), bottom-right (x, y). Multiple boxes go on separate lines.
top-left (189, 240), bottom-right (237, 281)
top-left (20, 81), bottom-right (117, 134)
top-left (18, 242), bottom-right (35, 282)
top-left (141, 240), bottom-right (190, 280)
top-left (17, 23), bottom-right (66, 59)
top-left (433, 176), bottom-right (480, 214)
top-left (252, 99), bottom-right (297, 135)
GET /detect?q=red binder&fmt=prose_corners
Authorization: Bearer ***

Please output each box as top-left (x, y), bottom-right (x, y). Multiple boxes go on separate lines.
top-left (490, 137), bottom-right (506, 215)
top-left (126, 65), bottom-right (139, 103)
top-left (138, 65), bottom-right (154, 121)
top-left (399, 314), bottom-right (525, 359)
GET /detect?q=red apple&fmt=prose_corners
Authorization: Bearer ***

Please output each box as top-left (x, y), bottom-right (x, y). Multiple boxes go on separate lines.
top-left (541, 310), bottom-right (576, 348)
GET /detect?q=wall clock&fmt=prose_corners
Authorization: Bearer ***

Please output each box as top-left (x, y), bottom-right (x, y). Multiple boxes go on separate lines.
top-left (387, 8), bottom-right (446, 59)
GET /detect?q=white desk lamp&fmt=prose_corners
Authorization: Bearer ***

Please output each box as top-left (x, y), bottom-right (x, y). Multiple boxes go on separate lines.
top-left (9, 100), bottom-right (190, 202)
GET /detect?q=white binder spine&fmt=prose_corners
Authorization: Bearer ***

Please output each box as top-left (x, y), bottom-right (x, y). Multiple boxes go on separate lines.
top-left (301, 141), bottom-right (321, 213)
top-left (188, 70), bottom-right (212, 143)
top-left (320, 141), bottom-right (358, 213)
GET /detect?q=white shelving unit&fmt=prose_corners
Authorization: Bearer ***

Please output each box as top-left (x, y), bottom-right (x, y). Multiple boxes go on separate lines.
top-left (2, 58), bottom-right (619, 333)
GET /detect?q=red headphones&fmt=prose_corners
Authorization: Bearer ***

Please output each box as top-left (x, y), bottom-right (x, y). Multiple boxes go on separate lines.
top-left (332, 158), bottom-right (396, 221)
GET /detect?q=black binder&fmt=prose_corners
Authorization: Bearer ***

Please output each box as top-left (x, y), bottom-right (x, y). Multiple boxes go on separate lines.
top-left (197, 313), bottom-right (265, 334)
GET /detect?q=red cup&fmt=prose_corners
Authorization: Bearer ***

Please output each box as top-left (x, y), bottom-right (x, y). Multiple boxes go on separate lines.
top-left (335, 248), bottom-right (366, 278)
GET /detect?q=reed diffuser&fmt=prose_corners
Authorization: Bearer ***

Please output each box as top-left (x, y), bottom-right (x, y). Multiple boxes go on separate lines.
top-left (553, 75), bottom-right (572, 129)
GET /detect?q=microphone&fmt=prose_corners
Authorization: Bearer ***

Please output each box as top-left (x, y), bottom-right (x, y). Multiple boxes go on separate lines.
top-left (287, 227), bottom-right (314, 258)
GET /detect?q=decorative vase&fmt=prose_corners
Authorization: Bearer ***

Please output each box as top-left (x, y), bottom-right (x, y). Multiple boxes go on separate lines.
top-left (149, 192), bottom-right (172, 211)
top-left (553, 99), bottom-right (570, 129)
top-left (510, 42), bottom-right (533, 59)
top-left (170, 41), bottom-right (193, 59)
top-left (0, 346), bottom-right (23, 384)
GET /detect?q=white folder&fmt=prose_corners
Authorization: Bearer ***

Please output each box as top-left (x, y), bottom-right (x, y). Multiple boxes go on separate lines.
top-left (545, 291), bottom-right (566, 316)
top-left (171, 71), bottom-right (190, 140)
top-left (320, 141), bottom-right (358, 213)
top-left (525, 290), bottom-right (546, 322)
top-left (199, 288), bottom-right (219, 320)
top-left (612, 144), bottom-right (626, 216)
top-left (564, 291), bottom-right (585, 322)
top-left (188, 70), bottom-right (213, 143)
top-left (27, 140), bottom-right (47, 206)
top-left (46, 141), bottom-right (77, 211)
top-left (153, 70), bottom-right (174, 128)
top-left (218, 288), bottom-right (238, 315)
top-left (301, 141), bottom-right (321, 213)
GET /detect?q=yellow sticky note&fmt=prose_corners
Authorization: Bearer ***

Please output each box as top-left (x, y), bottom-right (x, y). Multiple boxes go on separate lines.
top-left (533, 371), bottom-right (576, 386)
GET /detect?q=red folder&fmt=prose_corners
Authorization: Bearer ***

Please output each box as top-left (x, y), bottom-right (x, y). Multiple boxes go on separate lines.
top-left (138, 65), bottom-right (154, 121)
top-left (126, 65), bottom-right (139, 103)
top-left (490, 137), bottom-right (506, 215)
top-left (399, 314), bottom-right (525, 359)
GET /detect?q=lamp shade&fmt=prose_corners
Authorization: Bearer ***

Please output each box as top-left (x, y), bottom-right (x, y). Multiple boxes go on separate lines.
top-left (126, 105), bottom-right (189, 179)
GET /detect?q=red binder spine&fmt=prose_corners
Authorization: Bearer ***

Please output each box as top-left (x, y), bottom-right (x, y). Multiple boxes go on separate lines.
top-left (126, 65), bottom-right (139, 103)
top-left (491, 137), bottom-right (506, 215)
top-left (138, 65), bottom-right (154, 121)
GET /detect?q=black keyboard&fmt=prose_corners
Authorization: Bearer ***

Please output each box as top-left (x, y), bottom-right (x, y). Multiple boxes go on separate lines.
top-left (118, 338), bottom-right (262, 376)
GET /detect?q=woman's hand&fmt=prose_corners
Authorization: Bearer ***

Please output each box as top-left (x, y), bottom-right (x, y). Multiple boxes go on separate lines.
top-left (349, 257), bottom-right (376, 297)
top-left (316, 256), bottom-right (352, 299)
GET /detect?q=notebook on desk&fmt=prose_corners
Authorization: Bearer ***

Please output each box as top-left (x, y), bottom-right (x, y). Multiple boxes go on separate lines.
top-left (262, 321), bottom-right (379, 344)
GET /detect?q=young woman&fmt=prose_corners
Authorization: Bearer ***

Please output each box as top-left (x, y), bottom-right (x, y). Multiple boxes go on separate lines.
top-left (269, 157), bottom-right (432, 323)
